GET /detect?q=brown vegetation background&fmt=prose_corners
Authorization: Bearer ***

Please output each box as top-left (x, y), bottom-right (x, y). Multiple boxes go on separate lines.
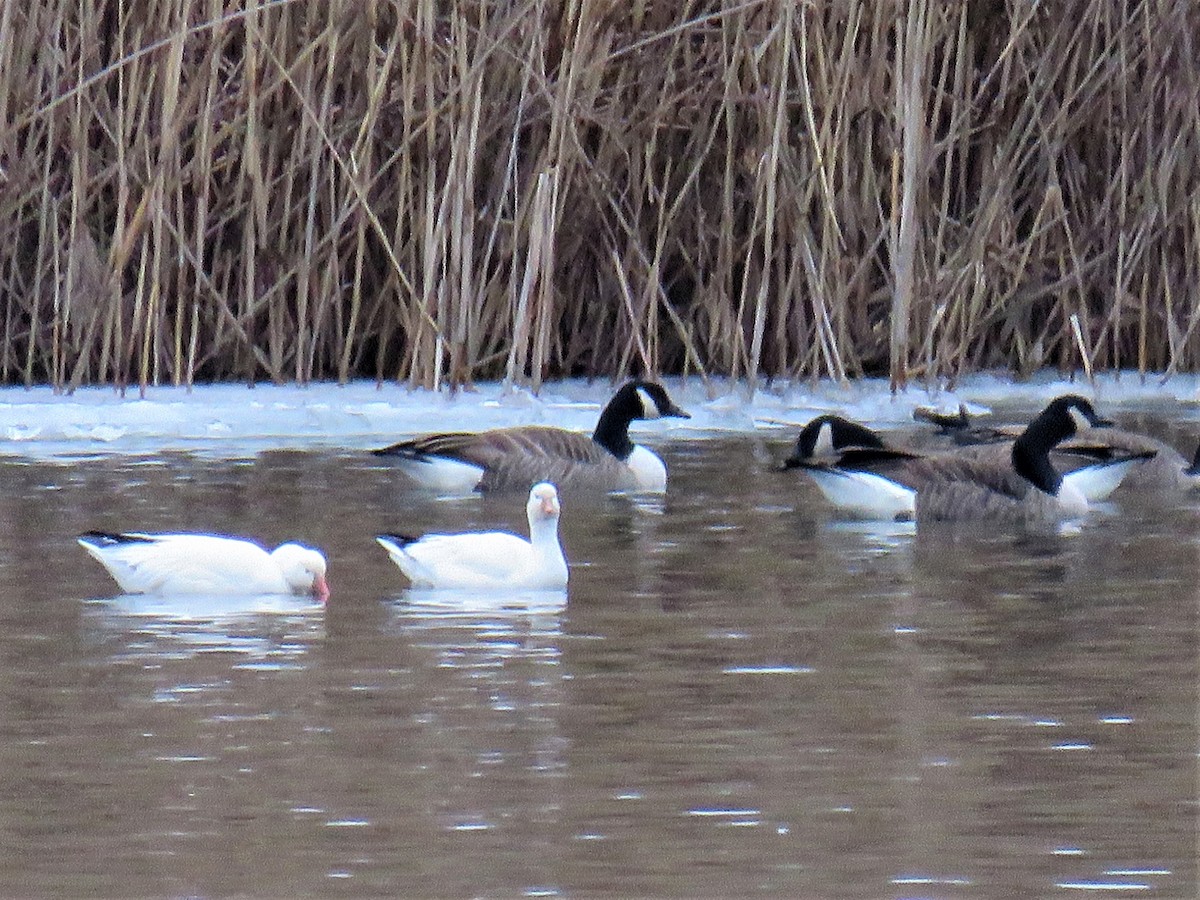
top-left (2, 0), bottom-right (1199, 392)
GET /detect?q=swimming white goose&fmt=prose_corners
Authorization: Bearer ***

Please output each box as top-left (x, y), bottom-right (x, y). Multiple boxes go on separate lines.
top-left (372, 380), bottom-right (690, 493)
top-left (77, 532), bottom-right (330, 599)
top-left (376, 482), bottom-right (568, 590)
top-left (785, 396), bottom-right (1148, 524)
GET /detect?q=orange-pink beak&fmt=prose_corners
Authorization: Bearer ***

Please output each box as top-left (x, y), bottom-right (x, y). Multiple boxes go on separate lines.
top-left (313, 574), bottom-right (330, 602)
top-left (541, 497), bottom-right (557, 516)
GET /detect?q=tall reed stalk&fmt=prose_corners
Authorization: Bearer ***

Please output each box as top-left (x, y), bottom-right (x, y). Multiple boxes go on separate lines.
top-left (1, 0), bottom-right (1197, 391)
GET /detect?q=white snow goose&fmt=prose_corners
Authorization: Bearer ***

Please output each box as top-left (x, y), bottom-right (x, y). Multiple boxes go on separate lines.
top-left (77, 531), bottom-right (330, 599)
top-left (372, 380), bottom-right (690, 493)
top-left (376, 482), bottom-right (568, 590)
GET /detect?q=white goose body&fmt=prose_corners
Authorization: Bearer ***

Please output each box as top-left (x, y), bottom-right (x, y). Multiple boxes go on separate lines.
top-left (803, 468), bottom-right (917, 520)
top-left (377, 482), bottom-right (568, 590)
top-left (787, 397), bottom-right (1144, 524)
top-left (373, 381), bottom-right (689, 493)
top-left (78, 532), bottom-right (330, 599)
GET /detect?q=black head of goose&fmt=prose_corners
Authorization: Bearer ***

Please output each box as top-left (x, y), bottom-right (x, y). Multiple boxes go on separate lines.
top-left (372, 380), bottom-right (690, 493)
top-left (1008, 395), bottom-right (1113, 496)
top-left (781, 414), bottom-right (921, 520)
top-left (782, 414), bottom-right (916, 470)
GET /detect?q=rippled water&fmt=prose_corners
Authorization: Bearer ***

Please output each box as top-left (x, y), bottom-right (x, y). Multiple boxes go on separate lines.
top-left (0, 422), bottom-right (1196, 897)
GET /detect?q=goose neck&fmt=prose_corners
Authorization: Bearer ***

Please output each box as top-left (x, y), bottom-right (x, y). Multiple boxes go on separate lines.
top-left (592, 398), bottom-right (636, 459)
top-left (1012, 426), bottom-right (1064, 495)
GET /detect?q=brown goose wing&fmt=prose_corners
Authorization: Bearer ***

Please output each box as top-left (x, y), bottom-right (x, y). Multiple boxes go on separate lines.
top-left (472, 427), bottom-right (631, 491)
top-left (373, 431), bottom-right (476, 458)
top-left (478, 448), bottom-right (633, 493)
top-left (379, 425), bottom-right (624, 492)
top-left (860, 445), bottom-right (1025, 497)
top-left (897, 450), bottom-right (1034, 522)
top-left (375, 426), bottom-right (601, 467)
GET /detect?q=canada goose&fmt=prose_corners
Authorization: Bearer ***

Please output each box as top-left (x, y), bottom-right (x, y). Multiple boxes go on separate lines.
top-left (377, 482), bottom-right (568, 590)
top-left (373, 380), bottom-right (690, 493)
top-left (77, 531), bottom-right (329, 599)
top-left (916, 403), bottom-right (1200, 492)
top-left (786, 396), bottom-right (1146, 524)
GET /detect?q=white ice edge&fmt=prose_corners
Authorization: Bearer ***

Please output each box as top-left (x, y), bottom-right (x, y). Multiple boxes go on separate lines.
top-left (0, 371), bottom-right (1196, 460)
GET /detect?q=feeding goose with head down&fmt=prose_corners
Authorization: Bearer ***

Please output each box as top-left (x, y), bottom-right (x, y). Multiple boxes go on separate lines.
top-left (77, 531), bottom-right (330, 599)
top-left (376, 482), bottom-right (568, 590)
top-left (373, 380), bottom-right (690, 493)
top-left (785, 396), bottom-right (1150, 525)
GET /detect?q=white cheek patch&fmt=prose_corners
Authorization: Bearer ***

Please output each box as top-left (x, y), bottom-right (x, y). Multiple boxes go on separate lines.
top-left (1068, 406), bottom-right (1092, 433)
top-left (812, 422), bottom-right (835, 458)
top-left (636, 387), bottom-right (661, 419)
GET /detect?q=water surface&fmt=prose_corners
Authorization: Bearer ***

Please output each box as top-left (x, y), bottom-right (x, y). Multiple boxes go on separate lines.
top-left (0, 425), bottom-right (1195, 897)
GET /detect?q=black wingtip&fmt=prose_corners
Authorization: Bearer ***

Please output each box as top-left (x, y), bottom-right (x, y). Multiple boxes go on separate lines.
top-left (77, 530), bottom-right (152, 546)
top-left (371, 442), bottom-right (408, 457)
top-left (377, 532), bottom-right (420, 548)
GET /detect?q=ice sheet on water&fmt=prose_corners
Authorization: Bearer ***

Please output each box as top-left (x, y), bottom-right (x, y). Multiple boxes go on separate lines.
top-left (0, 372), bottom-right (1196, 459)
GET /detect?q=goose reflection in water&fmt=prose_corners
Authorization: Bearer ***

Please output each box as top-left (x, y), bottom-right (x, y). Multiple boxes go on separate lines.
top-left (82, 591), bottom-right (324, 664)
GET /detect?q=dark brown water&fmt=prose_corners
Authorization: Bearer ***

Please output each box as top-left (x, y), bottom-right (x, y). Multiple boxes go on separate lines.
top-left (0, 429), bottom-right (1196, 897)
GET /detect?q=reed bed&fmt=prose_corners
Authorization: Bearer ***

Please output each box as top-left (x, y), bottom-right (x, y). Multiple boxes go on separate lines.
top-left (2, 0), bottom-right (1198, 392)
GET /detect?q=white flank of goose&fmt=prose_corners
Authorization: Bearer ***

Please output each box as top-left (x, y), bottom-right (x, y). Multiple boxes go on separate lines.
top-left (785, 396), bottom-right (1149, 524)
top-left (372, 380), bottom-right (689, 493)
top-left (376, 482), bottom-right (569, 590)
top-left (77, 532), bottom-right (330, 599)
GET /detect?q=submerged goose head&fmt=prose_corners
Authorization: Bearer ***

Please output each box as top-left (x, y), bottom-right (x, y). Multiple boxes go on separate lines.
top-left (1012, 395), bottom-right (1112, 496)
top-left (593, 380), bottom-right (691, 458)
top-left (270, 543), bottom-right (330, 600)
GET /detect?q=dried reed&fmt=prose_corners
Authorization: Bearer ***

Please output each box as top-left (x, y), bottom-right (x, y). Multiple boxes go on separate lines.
top-left (1, 0), bottom-right (1198, 392)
